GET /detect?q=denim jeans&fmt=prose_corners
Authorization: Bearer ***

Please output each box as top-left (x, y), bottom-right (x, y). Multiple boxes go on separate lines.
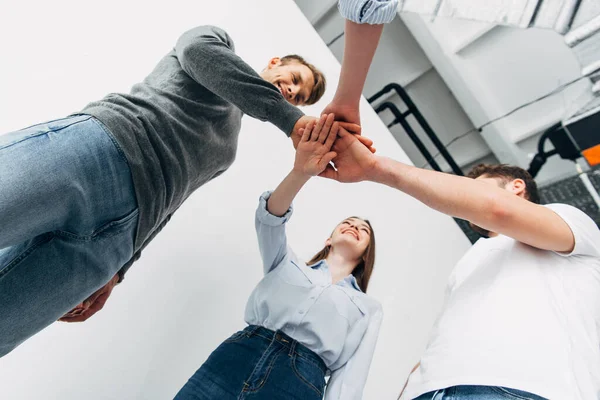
top-left (414, 386), bottom-right (548, 400)
top-left (0, 115), bottom-right (138, 357)
top-left (175, 325), bottom-right (327, 400)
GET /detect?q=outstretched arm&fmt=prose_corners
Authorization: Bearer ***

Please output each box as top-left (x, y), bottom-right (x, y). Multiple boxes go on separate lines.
top-left (323, 0), bottom-right (398, 124)
top-left (322, 129), bottom-right (575, 252)
top-left (256, 114), bottom-right (340, 273)
top-left (175, 25), bottom-right (304, 136)
top-left (268, 114), bottom-right (339, 216)
top-left (322, 21), bottom-right (384, 125)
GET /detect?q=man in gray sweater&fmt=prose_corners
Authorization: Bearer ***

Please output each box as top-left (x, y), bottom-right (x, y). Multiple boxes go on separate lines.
top-left (0, 25), bottom-right (367, 357)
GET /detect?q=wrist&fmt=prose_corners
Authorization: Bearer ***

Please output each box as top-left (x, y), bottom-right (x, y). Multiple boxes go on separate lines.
top-left (367, 156), bottom-right (398, 185)
top-left (331, 94), bottom-right (360, 108)
top-left (289, 168), bottom-right (312, 183)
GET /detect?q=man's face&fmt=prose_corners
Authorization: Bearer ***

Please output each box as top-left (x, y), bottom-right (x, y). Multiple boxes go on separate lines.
top-left (260, 58), bottom-right (315, 106)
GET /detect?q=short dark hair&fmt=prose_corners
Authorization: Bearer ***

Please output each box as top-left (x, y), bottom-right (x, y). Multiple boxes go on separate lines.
top-left (280, 55), bottom-right (326, 106)
top-left (467, 164), bottom-right (541, 204)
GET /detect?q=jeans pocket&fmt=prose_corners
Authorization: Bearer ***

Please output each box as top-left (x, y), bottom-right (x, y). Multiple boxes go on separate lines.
top-left (491, 387), bottom-right (547, 400)
top-left (56, 209), bottom-right (139, 241)
top-left (291, 354), bottom-right (325, 398)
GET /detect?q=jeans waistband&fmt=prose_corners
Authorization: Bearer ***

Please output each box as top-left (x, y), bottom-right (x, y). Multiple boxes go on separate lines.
top-left (243, 325), bottom-right (327, 374)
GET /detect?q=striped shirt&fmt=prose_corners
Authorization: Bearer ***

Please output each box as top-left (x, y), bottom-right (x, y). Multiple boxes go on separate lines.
top-left (338, 0), bottom-right (398, 24)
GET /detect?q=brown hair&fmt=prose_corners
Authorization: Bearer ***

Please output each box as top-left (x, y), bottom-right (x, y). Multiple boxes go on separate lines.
top-left (307, 217), bottom-right (376, 292)
top-left (280, 54), bottom-right (326, 106)
top-left (467, 164), bottom-right (540, 204)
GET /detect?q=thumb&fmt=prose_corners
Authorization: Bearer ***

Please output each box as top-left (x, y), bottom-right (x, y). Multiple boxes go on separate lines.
top-left (356, 135), bottom-right (373, 147)
top-left (318, 163), bottom-right (338, 180)
top-left (318, 152), bottom-right (337, 171)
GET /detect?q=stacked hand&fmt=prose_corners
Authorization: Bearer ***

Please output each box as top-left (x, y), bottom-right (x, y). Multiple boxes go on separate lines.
top-left (320, 125), bottom-right (378, 183)
top-left (292, 115), bottom-right (375, 153)
top-left (321, 101), bottom-right (360, 127)
top-left (293, 114), bottom-right (339, 177)
top-left (294, 113), bottom-right (378, 183)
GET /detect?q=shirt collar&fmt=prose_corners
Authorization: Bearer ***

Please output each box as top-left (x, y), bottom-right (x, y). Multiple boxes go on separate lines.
top-left (308, 260), bottom-right (363, 293)
top-left (343, 274), bottom-right (363, 292)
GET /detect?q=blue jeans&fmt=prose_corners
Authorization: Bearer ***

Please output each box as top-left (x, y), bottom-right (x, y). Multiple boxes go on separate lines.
top-left (0, 115), bottom-right (138, 357)
top-left (414, 386), bottom-right (548, 400)
top-left (175, 326), bottom-right (327, 400)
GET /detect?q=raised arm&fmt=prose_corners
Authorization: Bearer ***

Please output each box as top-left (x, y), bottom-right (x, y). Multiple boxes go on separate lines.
top-left (256, 114), bottom-right (339, 273)
top-left (322, 0), bottom-right (398, 124)
top-left (322, 129), bottom-right (576, 253)
top-left (175, 25), bottom-right (304, 135)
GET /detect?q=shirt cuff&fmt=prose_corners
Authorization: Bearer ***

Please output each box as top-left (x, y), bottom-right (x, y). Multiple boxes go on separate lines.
top-left (338, 0), bottom-right (398, 24)
top-left (268, 97), bottom-right (305, 137)
top-left (257, 191), bottom-right (294, 226)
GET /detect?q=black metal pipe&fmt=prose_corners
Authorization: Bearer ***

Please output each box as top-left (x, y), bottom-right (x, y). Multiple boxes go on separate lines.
top-left (375, 102), bottom-right (443, 172)
top-left (528, 123), bottom-right (562, 177)
top-left (369, 83), bottom-right (464, 175)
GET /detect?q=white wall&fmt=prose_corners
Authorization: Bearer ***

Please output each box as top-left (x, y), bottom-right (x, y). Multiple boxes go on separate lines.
top-left (0, 1), bottom-right (471, 399)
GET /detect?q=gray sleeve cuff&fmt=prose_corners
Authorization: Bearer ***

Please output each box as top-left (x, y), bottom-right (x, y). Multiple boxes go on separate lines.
top-left (268, 98), bottom-right (305, 137)
top-left (256, 191), bottom-right (294, 226)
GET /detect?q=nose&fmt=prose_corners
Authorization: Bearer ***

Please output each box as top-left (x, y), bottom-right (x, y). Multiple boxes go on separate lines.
top-left (287, 85), bottom-right (299, 100)
top-left (346, 223), bottom-right (359, 234)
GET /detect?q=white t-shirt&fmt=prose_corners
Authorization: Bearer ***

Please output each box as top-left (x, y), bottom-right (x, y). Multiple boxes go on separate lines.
top-left (403, 204), bottom-right (600, 400)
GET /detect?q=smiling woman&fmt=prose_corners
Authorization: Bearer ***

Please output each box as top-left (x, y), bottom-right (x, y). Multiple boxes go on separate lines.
top-left (308, 217), bottom-right (376, 292)
top-left (175, 114), bottom-right (383, 400)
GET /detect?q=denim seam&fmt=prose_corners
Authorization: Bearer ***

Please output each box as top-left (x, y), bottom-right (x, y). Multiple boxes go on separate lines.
top-left (0, 116), bottom-right (93, 151)
top-left (294, 352), bottom-right (326, 375)
top-left (291, 353), bottom-right (324, 397)
top-left (0, 234), bottom-right (54, 280)
top-left (250, 332), bottom-right (275, 342)
top-left (54, 209), bottom-right (139, 242)
top-left (224, 331), bottom-right (246, 343)
top-left (242, 347), bottom-right (286, 394)
top-left (88, 117), bottom-right (131, 168)
top-left (490, 387), bottom-right (541, 400)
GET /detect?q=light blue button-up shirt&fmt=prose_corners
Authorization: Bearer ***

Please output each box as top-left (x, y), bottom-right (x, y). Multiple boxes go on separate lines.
top-left (245, 192), bottom-right (383, 399)
top-left (338, 0), bottom-right (398, 24)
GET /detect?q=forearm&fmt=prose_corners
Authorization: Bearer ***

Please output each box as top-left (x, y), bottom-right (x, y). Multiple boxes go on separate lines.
top-left (267, 170), bottom-right (310, 217)
top-left (333, 21), bottom-right (384, 106)
top-left (369, 157), bottom-right (506, 229)
top-left (368, 157), bottom-right (574, 251)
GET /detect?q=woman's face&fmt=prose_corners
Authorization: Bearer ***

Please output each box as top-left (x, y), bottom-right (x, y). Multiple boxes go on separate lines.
top-left (327, 218), bottom-right (371, 258)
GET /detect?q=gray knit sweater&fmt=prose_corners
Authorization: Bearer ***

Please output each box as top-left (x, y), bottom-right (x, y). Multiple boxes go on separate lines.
top-left (81, 26), bottom-right (305, 279)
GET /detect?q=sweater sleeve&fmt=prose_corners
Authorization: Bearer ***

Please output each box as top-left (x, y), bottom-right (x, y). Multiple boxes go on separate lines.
top-left (174, 25), bottom-right (304, 136)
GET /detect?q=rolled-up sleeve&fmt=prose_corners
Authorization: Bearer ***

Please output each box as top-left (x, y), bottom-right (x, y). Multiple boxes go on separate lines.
top-left (325, 304), bottom-right (384, 399)
top-left (255, 191), bottom-right (294, 274)
top-left (338, 0), bottom-right (398, 24)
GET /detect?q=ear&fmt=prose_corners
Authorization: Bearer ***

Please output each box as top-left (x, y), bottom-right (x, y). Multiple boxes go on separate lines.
top-left (267, 57), bottom-right (282, 70)
top-left (325, 238), bottom-right (332, 247)
top-left (509, 179), bottom-right (527, 198)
